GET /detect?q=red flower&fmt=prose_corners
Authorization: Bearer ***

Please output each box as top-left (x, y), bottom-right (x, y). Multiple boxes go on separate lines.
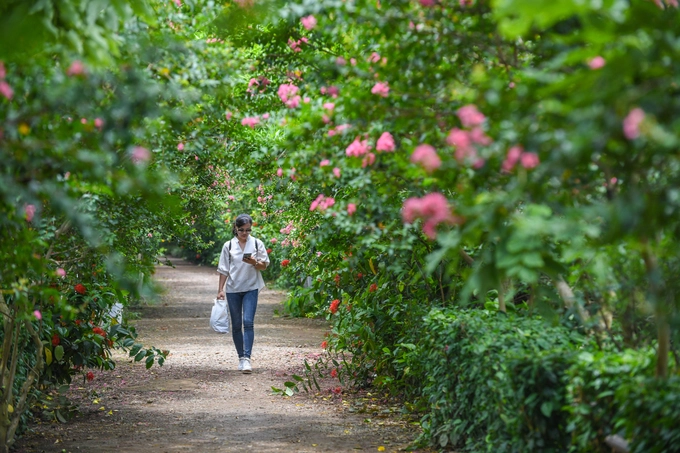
top-left (86, 372), bottom-right (94, 381)
top-left (92, 327), bottom-right (106, 338)
top-left (369, 283), bottom-right (378, 293)
top-left (281, 259), bottom-right (290, 267)
top-left (329, 299), bottom-right (340, 314)
top-left (356, 273), bottom-right (363, 279)
top-left (51, 333), bottom-right (60, 346)
top-left (321, 341), bottom-right (328, 349)
top-left (266, 248), bottom-right (272, 254)
top-left (330, 369), bottom-right (338, 378)
top-left (331, 386), bottom-right (342, 395)
top-left (74, 284), bottom-right (86, 295)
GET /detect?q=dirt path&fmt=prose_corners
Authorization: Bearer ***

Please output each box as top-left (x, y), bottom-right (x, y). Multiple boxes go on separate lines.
top-left (13, 259), bottom-right (421, 453)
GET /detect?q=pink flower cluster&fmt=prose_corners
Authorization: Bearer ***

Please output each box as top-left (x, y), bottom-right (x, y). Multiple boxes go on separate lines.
top-left (623, 108), bottom-right (645, 140)
top-left (328, 124), bottom-right (351, 137)
top-left (131, 146), bottom-right (151, 164)
top-left (24, 204), bottom-right (36, 222)
top-left (588, 56), bottom-right (606, 70)
top-left (66, 60), bottom-right (86, 77)
top-left (247, 76), bottom-right (270, 94)
top-left (241, 116), bottom-right (260, 128)
top-left (0, 61), bottom-right (12, 101)
top-left (402, 192), bottom-right (461, 239)
top-left (346, 137), bottom-right (371, 157)
top-left (288, 37), bottom-right (309, 52)
top-left (371, 82), bottom-right (389, 97)
top-left (361, 153), bottom-right (376, 168)
top-left (320, 86), bottom-right (339, 98)
top-left (347, 203), bottom-right (356, 216)
top-left (446, 104), bottom-right (491, 167)
top-left (278, 83), bottom-right (301, 108)
top-left (376, 132), bottom-right (395, 152)
top-left (280, 222), bottom-right (294, 235)
top-left (343, 137), bottom-right (376, 167)
top-left (310, 194), bottom-right (335, 212)
top-left (301, 15), bottom-right (317, 30)
top-left (502, 146), bottom-right (539, 172)
top-left (411, 144), bottom-right (441, 173)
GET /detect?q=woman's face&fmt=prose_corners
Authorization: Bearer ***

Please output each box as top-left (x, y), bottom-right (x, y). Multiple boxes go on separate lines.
top-left (236, 222), bottom-right (252, 238)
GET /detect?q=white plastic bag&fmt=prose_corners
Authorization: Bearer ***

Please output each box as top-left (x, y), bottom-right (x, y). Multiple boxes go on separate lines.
top-left (210, 299), bottom-right (230, 333)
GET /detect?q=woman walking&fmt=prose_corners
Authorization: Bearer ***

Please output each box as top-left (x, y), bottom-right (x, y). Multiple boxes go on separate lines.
top-left (217, 214), bottom-right (270, 373)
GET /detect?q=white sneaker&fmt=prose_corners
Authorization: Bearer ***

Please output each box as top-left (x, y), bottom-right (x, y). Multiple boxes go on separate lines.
top-left (242, 358), bottom-right (252, 374)
top-left (238, 358), bottom-right (245, 371)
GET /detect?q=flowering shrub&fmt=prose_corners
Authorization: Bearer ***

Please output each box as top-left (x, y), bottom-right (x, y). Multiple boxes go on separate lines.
top-left (3, 0), bottom-right (680, 449)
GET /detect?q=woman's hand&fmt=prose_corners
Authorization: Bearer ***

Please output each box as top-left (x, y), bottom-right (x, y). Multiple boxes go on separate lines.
top-left (244, 256), bottom-right (257, 265)
top-left (217, 290), bottom-right (226, 300)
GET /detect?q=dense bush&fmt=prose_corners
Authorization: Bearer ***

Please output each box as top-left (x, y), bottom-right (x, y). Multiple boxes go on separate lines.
top-left (418, 309), bottom-right (588, 451)
top-left (616, 375), bottom-right (680, 453)
top-left (415, 309), bottom-right (680, 451)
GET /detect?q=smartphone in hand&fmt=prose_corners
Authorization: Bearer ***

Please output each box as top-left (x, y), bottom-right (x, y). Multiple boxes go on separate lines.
top-left (243, 253), bottom-right (252, 259)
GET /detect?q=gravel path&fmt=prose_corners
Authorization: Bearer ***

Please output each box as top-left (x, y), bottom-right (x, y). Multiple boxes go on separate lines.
top-left (13, 259), bottom-right (422, 453)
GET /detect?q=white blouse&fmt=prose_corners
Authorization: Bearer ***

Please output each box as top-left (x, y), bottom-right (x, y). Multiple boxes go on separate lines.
top-left (216, 236), bottom-right (270, 293)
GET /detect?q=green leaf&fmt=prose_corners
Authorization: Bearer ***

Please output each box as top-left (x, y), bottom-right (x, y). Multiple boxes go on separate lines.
top-left (540, 401), bottom-right (553, 417)
top-left (129, 344), bottom-right (142, 357)
top-left (54, 345), bottom-right (64, 362)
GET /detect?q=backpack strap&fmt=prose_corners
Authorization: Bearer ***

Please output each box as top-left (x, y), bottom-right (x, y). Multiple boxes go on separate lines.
top-left (228, 238), bottom-right (259, 266)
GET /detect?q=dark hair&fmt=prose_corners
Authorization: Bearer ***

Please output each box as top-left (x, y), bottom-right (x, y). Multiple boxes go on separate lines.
top-left (232, 213), bottom-right (253, 236)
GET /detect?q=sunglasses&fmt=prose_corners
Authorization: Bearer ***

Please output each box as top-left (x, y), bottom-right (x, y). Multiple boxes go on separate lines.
top-left (237, 228), bottom-right (252, 233)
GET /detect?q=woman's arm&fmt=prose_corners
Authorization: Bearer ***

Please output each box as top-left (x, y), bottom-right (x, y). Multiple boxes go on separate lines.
top-left (217, 273), bottom-right (227, 299)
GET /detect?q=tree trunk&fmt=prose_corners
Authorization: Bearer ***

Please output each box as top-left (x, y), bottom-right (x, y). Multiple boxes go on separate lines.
top-left (0, 298), bottom-right (14, 453)
top-left (498, 280), bottom-right (508, 313)
top-left (555, 275), bottom-right (590, 322)
top-left (656, 316), bottom-right (670, 379)
top-left (641, 241), bottom-right (669, 379)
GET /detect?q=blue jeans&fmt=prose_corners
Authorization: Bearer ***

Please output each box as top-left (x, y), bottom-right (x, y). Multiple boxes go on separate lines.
top-left (226, 289), bottom-right (258, 359)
